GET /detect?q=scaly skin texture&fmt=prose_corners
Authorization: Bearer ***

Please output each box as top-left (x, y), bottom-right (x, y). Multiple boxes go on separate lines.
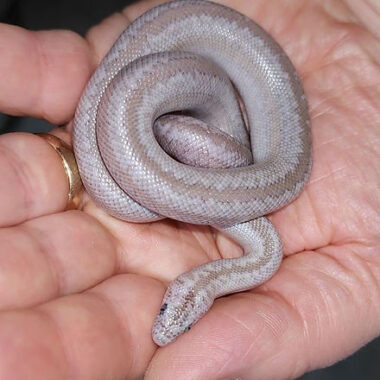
top-left (0, 0), bottom-right (378, 379)
top-left (72, 0), bottom-right (311, 346)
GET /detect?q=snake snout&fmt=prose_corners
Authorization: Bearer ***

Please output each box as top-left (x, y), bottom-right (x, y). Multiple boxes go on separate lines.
top-left (152, 277), bottom-right (212, 346)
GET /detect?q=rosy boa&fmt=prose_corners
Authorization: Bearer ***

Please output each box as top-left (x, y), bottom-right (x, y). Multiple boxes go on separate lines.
top-left (73, 0), bottom-right (312, 346)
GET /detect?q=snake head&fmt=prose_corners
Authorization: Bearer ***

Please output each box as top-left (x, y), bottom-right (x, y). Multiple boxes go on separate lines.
top-left (152, 275), bottom-right (213, 346)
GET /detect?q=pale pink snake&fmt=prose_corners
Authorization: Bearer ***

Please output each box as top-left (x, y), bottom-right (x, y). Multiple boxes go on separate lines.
top-left (73, 0), bottom-right (312, 346)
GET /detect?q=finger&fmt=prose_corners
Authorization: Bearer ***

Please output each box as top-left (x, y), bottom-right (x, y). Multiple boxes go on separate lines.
top-left (0, 210), bottom-right (118, 310)
top-left (123, 0), bottom-right (168, 22)
top-left (145, 248), bottom-right (380, 379)
top-left (0, 23), bottom-right (92, 123)
top-left (0, 274), bottom-right (162, 380)
top-left (86, 12), bottom-right (132, 65)
top-left (0, 132), bottom-right (73, 226)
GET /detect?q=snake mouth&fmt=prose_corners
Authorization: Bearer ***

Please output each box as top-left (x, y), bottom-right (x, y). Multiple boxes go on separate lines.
top-left (152, 330), bottom-right (168, 346)
top-left (151, 318), bottom-right (177, 347)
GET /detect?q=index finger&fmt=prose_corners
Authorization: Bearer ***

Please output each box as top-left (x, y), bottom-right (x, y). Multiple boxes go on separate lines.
top-left (0, 18), bottom-right (123, 226)
top-left (0, 23), bottom-right (93, 124)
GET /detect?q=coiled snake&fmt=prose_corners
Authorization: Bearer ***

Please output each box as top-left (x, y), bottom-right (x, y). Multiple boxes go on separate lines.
top-left (73, 0), bottom-right (312, 346)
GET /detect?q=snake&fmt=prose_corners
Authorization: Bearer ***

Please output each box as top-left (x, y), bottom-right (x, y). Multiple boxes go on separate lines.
top-left (73, 0), bottom-right (312, 346)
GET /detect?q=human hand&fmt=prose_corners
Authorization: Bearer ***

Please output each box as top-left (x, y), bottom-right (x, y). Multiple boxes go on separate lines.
top-left (0, 0), bottom-right (379, 379)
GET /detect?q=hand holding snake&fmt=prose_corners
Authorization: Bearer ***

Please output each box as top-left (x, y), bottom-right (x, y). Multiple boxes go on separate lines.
top-left (0, 0), bottom-right (379, 379)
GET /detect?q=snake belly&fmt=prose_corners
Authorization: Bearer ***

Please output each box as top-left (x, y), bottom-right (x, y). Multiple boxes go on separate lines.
top-left (73, 0), bottom-right (312, 346)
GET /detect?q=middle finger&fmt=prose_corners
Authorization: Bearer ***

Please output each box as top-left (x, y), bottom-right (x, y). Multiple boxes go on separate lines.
top-left (0, 210), bottom-right (117, 310)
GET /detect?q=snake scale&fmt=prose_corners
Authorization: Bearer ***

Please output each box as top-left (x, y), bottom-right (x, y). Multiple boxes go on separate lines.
top-left (73, 0), bottom-right (312, 346)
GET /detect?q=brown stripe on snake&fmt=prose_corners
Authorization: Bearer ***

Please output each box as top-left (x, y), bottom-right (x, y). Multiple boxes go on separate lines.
top-left (73, 0), bottom-right (312, 346)
top-left (189, 219), bottom-right (280, 301)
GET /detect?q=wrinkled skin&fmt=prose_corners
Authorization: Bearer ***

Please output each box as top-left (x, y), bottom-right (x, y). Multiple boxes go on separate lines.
top-left (0, 0), bottom-right (379, 379)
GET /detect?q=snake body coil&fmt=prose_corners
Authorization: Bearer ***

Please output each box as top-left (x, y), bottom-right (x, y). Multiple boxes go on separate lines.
top-left (73, 0), bottom-right (312, 346)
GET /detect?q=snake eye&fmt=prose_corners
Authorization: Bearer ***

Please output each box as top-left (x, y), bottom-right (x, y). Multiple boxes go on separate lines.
top-left (159, 303), bottom-right (168, 315)
top-left (184, 324), bottom-right (192, 332)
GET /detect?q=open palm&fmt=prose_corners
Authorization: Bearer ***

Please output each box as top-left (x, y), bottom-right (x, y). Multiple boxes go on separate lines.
top-left (0, 0), bottom-right (379, 379)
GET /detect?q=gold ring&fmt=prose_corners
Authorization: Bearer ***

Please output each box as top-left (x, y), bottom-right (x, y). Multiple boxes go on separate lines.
top-left (38, 133), bottom-right (83, 210)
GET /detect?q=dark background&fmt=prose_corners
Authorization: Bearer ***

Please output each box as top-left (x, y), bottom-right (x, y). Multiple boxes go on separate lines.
top-left (0, 0), bottom-right (378, 379)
